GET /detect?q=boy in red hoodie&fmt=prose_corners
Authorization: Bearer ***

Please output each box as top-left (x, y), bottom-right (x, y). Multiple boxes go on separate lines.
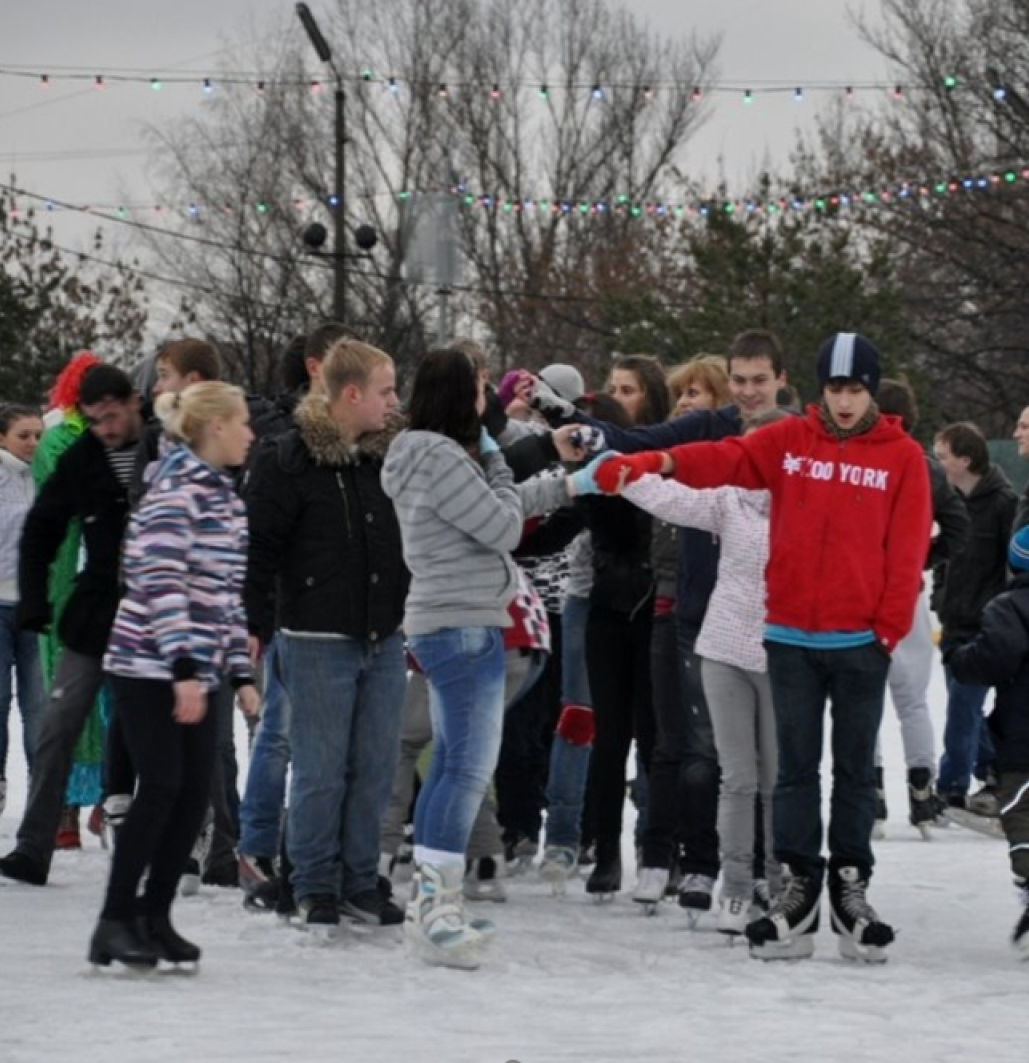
top-left (594, 333), bottom-right (931, 962)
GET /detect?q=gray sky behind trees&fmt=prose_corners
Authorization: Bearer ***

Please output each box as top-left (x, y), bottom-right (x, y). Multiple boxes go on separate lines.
top-left (1, 0), bottom-right (885, 254)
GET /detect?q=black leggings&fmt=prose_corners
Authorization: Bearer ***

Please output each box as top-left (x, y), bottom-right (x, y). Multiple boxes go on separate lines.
top-left (100, 675), bottom-right (217, 921)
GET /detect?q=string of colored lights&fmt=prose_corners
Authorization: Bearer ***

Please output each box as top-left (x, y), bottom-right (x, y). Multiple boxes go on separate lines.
top-left (6, 162), bottom-right (1029, 229)
top-left (0, 64), bottom-right (1010, 103)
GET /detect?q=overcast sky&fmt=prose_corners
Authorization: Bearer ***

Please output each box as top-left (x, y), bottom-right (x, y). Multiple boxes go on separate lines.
top-left (1, 0), bottom-right (888, 257)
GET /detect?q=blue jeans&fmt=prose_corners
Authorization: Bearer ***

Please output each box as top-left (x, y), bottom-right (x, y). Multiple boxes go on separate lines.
top-left (0, 602), bottom-right (46, 778)
top-left (408, 626), bottom-right (506, 855)
top-left (239, 637), bottom-right (292, 859)
top-left (765, 641), bottom-right (890, 884)
top-left (545, 595), bottom-right (592, 850)
top-left (280, 632), bottom-right (406, 902)
top-left (938, 637), bottom-right (996, 798)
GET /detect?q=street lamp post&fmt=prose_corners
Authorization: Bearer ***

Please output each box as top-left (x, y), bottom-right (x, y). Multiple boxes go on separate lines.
top-left (296, 3), bottom-right (346, 321)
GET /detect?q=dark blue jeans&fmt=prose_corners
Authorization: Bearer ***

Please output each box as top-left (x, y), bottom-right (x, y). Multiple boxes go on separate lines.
top-left (765, 641), bottom-right (890, 884)
top-left (938, 636), bottom-right (997, 798)
top-left (641, 617), bottom-right (720, 876)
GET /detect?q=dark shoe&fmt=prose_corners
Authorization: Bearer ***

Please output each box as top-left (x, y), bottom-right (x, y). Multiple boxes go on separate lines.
top-left (341, 888), bottom-right (403, 926)
top-left (585, 839), bottom-right (621, 896)
top-left (747, 872), bottom-right (821, 959)
top-left (88, 919), bottom-right (158, 969)
top-left (202, 860), bottom-right (240, 888)
top-left (907, 767), bottom-right (936, 828)
top-left (298, 893), bottom-right (340, 926)
top-left (0, 849), bottom-right (48, 886)
top-left (138, 913), bottom-right (201, 964)
top-left (827, 866), bottom-right (894, 962)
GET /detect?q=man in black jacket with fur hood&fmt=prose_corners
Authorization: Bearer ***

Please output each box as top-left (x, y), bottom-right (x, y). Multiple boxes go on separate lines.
top-left (245, 338), bottom-right (409, 931)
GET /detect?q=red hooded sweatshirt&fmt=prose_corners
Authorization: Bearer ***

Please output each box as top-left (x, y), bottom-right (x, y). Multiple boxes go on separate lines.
top-left (665, 405), bottom-right (931, 653)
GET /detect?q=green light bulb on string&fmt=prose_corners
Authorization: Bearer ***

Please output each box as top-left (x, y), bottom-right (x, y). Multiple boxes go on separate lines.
top-left (943, 74), bottom-right (957, 91)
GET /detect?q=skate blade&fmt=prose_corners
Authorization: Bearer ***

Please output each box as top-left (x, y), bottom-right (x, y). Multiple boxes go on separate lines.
top-left (633, 899), bottom-right (661, 916)
top-left (916, 823), bottom-right (933, 841)
top-left (87, 960), bottom-right (157, 979)
top-left (945, 808), bottom-right (1006, 840)
top-left (404, 931), bottom-right (486, 970)
top-left (748, 936), bottom-right (815, 961)
top-left (838, 936), bottom-right (889, 964)
top-left (298, 923), bottom-right (342, 944)
top-left (589, 892), bottom-right (617, 904)
top-left (157, 960), bottom-right (200, 976)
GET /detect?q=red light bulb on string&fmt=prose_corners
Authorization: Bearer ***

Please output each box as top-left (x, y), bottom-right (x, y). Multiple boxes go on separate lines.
top-left (40, 74), bottom-right (50, 88)
top-left (94, 75), bottom-right (104, 90)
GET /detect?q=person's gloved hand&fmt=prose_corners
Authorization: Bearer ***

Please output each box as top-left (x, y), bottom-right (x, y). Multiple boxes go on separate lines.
top-left (594, 451), bottom-right (669, 493)
top-left (529, 376), bottom-right (576, 420)
top-left (568, 451), bottom-right (619, 496)
top-left (479, 426), bottom-right (501, 456)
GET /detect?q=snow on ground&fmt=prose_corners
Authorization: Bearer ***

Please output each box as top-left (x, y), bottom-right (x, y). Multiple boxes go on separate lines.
top-left (0, 652), bottom-right (1024, 1063)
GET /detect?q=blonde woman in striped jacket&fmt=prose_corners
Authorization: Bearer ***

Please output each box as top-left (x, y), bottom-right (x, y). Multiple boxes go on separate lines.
top-left (88, 382), bottom-right (258, 972)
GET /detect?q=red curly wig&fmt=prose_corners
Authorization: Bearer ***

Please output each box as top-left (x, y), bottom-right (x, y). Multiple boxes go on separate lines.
top-left (47, 351), bottom-right (102, 412)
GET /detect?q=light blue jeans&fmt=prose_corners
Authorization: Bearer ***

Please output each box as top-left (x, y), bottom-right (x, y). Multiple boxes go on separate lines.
top-left (280, 631), bottom-right (406, 902)
top-left (408, 626), bottom-right (506, 855)
top-left (239, 636), bottom-right (292, 859)
top-left (0, 602), bottom-right (45, 778)
top-left (544, 595), bottom-right (592, 850)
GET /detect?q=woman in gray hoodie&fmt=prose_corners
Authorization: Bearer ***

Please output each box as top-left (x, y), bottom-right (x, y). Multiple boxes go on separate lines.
top-left (382, 348), bottom-right (587, 969)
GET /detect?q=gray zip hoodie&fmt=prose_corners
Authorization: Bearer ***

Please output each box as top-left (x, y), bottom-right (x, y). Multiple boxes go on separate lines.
top-left (382, 430), bottom-right (569, 636)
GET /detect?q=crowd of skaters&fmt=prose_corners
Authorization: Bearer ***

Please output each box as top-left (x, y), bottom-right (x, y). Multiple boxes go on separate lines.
top-left (1, 323), bottom-right (1028, 971)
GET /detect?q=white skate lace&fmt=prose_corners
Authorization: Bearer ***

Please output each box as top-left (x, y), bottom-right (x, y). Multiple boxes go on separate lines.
top-left (770, 876), bottom-right (813, 919)
top-left (836, 877), bottom-right (879, 925)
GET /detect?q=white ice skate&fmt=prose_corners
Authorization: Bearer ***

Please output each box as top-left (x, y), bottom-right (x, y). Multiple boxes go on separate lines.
top-left (632, 866), bottom-right (669, 916)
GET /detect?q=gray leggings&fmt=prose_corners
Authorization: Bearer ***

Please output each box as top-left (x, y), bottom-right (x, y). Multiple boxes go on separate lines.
top-left (700, 657), bottom-right (780, 899)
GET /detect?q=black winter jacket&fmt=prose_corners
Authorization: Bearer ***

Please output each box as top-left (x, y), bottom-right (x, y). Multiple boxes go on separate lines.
top-left (570, 402), bottom-right (744, 637)
top-left (948, 573), bottom-right (1029, 772)
top-left (933, 464), bottom-right (1018, 639)
top-left (17, 430), bottom-right (130, 658)
top-left (926, 454), bottom-right (971, 569)
top-left (245, 395), bottom-right (409, 644)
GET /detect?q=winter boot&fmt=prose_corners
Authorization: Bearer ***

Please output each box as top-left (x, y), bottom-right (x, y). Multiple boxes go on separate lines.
top-left (827, 865), bottom-right (894, 963)
top-left (632, 866), bottom-right (669, 914)
top-left (0, 848), bottom-right (47, 886)
top-left (872, 767), bottom-right (887, 840)
top-left (464, 856), bottom-right (507, 903)
top-left (238, 853), bottom-right (280, 911)
top-left (907, 767), bottom-right (936, 838)
top-left (585, 838), bottom-right (621, 900)
top-left (966, 771), bottom-right (1001, 818)
top-left (747, 871), bottom-right (821, 960)
top-left (405, 862), bottom-right (488, 970)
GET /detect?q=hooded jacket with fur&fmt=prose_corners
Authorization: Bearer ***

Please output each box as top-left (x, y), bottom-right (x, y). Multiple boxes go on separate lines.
top-left (244, 394), bottom-right (409, 644)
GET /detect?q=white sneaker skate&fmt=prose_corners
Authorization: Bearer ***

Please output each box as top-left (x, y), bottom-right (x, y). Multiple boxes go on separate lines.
top-left (632, 867), bottom-right (669, 915)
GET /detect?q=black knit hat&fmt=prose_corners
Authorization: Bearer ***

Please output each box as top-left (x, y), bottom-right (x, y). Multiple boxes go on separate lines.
top-left (815, 333), bottom-right (881, 396)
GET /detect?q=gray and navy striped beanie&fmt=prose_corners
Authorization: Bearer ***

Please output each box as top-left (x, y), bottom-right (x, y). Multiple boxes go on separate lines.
top-left (815, 333), bottom-right (881, 396)
top-left (1009, 527), bottom-right (1029, 573)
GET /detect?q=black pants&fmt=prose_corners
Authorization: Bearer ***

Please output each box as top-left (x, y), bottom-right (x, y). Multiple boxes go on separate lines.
top-left (642, 616), bottom-right (720, 876)
top-left (496, 616), bottom-right (564, 843)
top-left (100, 675), bottom-right (217, 921)
top-left (585, 603), bottom-right (655, 846)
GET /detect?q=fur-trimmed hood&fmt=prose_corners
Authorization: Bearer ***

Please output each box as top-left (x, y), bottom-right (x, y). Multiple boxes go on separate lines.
top-left (294, 392), bottom-right (406, 466)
